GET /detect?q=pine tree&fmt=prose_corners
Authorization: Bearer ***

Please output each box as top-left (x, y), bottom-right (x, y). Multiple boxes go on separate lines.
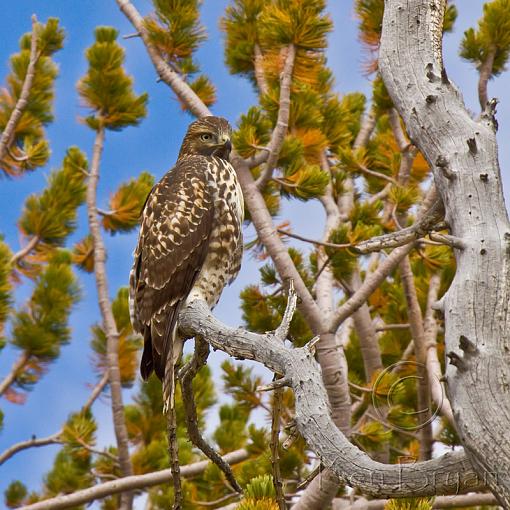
top-left (2, 1), bottom-right (510, 510)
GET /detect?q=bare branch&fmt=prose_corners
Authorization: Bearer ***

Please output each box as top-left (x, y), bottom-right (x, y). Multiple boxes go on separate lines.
top-left (271, 376), bottom-right (285, 509)
top-left (166, 391), bottom-right (182, 509)
top-left (10, 235), bottom-right (40, 265)
top-left (86, 126), bottom-right (133, 508)
top-left (353, 109), bottom-right (377, 150)
top-left (0, 15), bottom-right (40, 164)
top-left (354, 193), bottom-right (444, 254)
top-left (256, 44), bottom-right (296, 189)
top-left (177, 297), bottom-right (483, 498)
top-left (388, 108), bottom-right (409, 152)
top-left (0, 352), bottom-right (29, 397)
top-left (399, 256), bottom-right (433, 460)
top-left (375, 323), bottom-right (409, 332)
top-left (20, 449), bottom-right (249, 510)
top-left (277, 228), bottom-right (352, 250)
top-left (478, 46), bottom-right (496, 111)
top-left (424, 273), bottom-right (454, 425)
top-left (0, 372), bottom-right (108, 465)
top-left (0, 433), bottom-right (61, 466)
top-left (180, 337), bottom-right (242, 493)
top-left (253, 44), bottom-right (269, 95)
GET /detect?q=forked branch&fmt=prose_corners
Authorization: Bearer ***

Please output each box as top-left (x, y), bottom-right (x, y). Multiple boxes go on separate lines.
top-left (177, 287), bottom-right (482, 498)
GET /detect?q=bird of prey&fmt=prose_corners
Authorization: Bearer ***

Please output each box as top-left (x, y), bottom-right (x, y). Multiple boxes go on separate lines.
top-left (129, 116), bottom-right (244, 410)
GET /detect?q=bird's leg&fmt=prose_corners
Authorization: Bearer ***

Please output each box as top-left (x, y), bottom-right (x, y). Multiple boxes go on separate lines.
top-left (179, 336), bottom-right (243, 494)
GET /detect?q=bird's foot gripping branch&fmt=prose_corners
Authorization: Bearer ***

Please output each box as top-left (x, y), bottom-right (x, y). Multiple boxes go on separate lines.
top-left (178, 281), bottom-right (483, 499)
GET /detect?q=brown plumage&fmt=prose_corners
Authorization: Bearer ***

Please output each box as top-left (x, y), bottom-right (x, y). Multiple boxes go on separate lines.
top-left (129, 116), bottom-right (244, 410)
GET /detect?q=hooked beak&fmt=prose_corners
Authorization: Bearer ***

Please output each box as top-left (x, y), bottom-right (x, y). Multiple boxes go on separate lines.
top-left (219, 134), bottom-right (232, 152)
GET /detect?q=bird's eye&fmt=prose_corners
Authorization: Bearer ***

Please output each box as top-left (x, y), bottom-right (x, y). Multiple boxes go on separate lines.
top-left (201, 133), bottom-right (212, 141)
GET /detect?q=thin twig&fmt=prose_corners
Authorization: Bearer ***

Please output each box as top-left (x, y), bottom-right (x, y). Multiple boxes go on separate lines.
top-left (179, 337), bottom-right (243, 493)
top-left (277, 229), bottom-right (352, 250)
top-left (192, 493), bottom-right (240, 507)
top-left (375, 323), bottom-right (410, 332)
top-left (355, 162), bottom-right (398, 185)
top-left (19, 449), bottom-right (250, 510)
top-left (0, 372), bottom-right (108, 465)
top-left (115, 0), bottom-right (210, 118)
top-left (354, 193), bottom-right (444, 254)
top-left (10, 235), bottom-right (40, 265)
top-left (271, 376), bottom-right (286, 509)
top-left (167, 387), bottom-right (182, 509)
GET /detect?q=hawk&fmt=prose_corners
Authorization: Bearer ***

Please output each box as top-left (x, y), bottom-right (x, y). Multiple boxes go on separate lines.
top-left (129, 116), bottom-right (244, 410)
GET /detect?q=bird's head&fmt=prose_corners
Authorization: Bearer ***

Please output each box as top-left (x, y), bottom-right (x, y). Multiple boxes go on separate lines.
top-left (178, 116), bottom-right (233, 161)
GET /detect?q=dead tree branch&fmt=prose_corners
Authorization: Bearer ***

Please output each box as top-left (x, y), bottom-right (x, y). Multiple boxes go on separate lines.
top-left (0, 372), bottom-right (108, 466)
top-left (354, 195), bottom-right (444, 254)
top-left (176, 293), bottom-right (483, 499)
top-left (179, 337), bottom-right (242, 493)
top-left (19, 449), bottom-right (249, 510)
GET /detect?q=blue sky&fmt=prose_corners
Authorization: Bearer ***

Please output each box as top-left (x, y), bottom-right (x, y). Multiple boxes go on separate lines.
top-left (0, 0), bottom-right (507, 504)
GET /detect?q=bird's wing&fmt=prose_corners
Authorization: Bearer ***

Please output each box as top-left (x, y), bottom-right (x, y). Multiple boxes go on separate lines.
top-left (129, 157), bottom-right (215, 380)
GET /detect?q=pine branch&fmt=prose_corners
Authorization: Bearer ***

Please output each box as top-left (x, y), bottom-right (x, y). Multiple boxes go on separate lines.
top-left (0, 432), bottom-right (61, 466)
top-left (10, 235), bottom-right (40, 265)
top-left (253, 44), bottom-right (269, 95)
top-left (0, 372), bottom-right (108, 465)
top-left (0, 15), bottom-right (40, 163)
top-left (115, 0), bottom-right (210, 118)
top-left (478, 46), bottom-right (497, 110)
top-left (233, 158), bottom-right (324, 334)
top-left (86, 125), bottom-right (133, 509)
top-left (256, 44), bottom-right (296, 189)
top-left (0, 351), bottom-right (30, 397)
top-left (180, 337), bottom-right (243, 493)
top-left (19, 449), bottom-right (249, 510)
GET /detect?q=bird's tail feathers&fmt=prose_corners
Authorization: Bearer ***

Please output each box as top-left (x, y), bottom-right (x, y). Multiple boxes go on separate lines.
top-left (161, 303), bottom-right (184, 414)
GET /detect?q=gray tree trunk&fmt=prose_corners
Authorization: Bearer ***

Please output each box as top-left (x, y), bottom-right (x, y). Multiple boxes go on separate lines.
top-left (379, 0), bottom-right (510, 506)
